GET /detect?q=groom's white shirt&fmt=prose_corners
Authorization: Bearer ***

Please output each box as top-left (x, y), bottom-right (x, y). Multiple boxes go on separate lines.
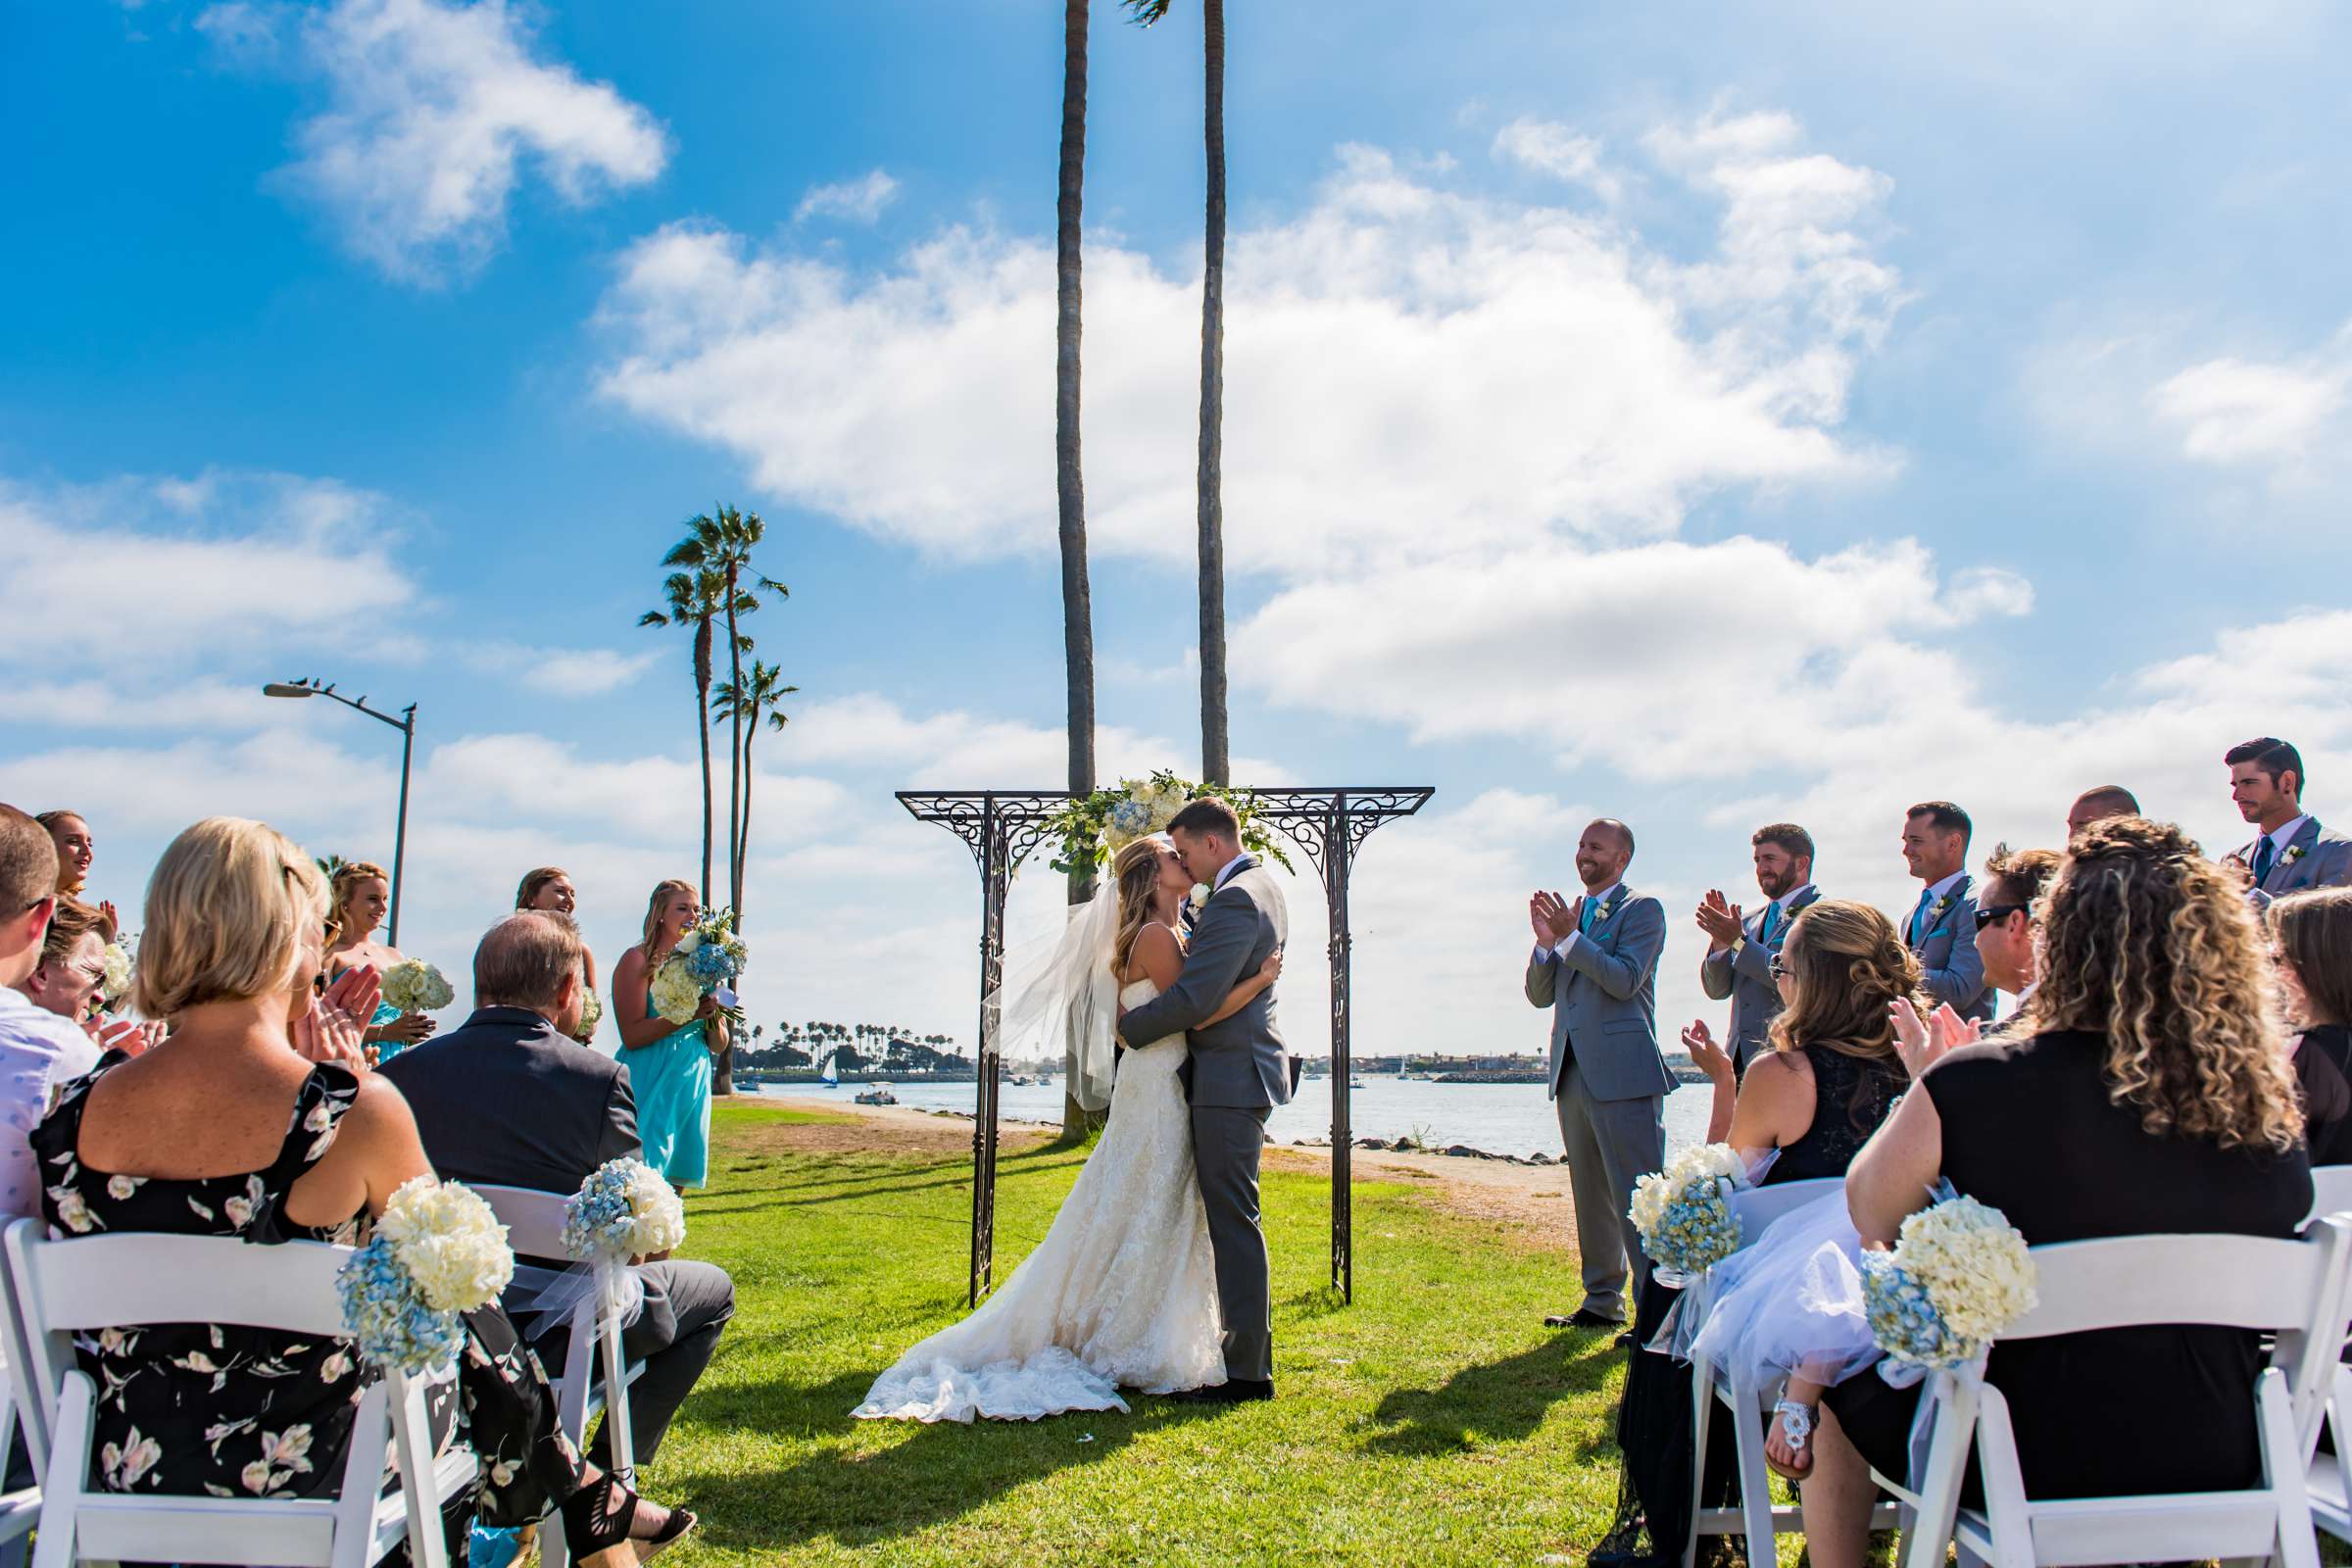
top-left (1213, 851), bottom-right (1251, 891)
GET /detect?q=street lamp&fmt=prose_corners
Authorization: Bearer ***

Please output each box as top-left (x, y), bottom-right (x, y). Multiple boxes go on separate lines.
top-left (263, 677), bottom-right (418, 946)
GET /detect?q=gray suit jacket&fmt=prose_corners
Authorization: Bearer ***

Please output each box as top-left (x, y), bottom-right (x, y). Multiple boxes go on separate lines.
top-left (1905, 874), bottom-right (1993, 1022)
top-left (2241, 817), bottom-right (2352, 908)
top-left (1117, 858), bottom-right (1294, 1110)
top-left (1523, 887), bottom-right (1675, 1104)
top-left (1699, 887), bottom-right (1819, 1073)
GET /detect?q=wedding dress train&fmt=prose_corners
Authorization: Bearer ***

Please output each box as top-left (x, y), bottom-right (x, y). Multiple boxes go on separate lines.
top-left (853, 978), bottom-right (1225, 1422)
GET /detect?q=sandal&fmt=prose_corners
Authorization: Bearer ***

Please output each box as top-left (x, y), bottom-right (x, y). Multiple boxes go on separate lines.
top-left (1765, 1397), bottom-right (1816, 1482)
top-left (559, 1468), bottom-right (699, 1567)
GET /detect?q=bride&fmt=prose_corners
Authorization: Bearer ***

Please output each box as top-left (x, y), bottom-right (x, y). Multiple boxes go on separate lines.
top-left (854, 835), bottom-right (1283, 1423)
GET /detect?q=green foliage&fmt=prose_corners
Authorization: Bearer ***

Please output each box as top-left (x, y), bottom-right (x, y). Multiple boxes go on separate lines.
top-left (642, 1104), bottom-right (1630, 1565)
top-left (1043, 768), bottom-right (1293, 878)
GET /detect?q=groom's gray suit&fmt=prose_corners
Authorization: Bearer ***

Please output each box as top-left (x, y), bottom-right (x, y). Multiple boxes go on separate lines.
top-left (1526, 884), bottom-right (1673, 1322)
top-left (1117, 854), bottom-right (1290, 1386)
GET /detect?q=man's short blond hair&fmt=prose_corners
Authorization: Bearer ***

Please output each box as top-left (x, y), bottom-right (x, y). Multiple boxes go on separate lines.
top-left (134, 817), bottom-right (326, 1016)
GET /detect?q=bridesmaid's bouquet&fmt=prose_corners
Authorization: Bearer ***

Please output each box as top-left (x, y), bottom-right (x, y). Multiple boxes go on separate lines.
top-left (575, 990), bottom-right (605, 1040)
top-left (1862, 1185), bottom-right (2037, 1384)
top-left (651, 907), bottom-right (747, 1025)
top-left (1630, 1142), bottom-right (1751, 1287)
top-left (99, 937), bottom-right (136, 1006)
top-left (381, 958), bottom-right (455, 1016)
top-left (337, 1176), bottom-right (514, 1373)
top-left (563, 1156), bottom-right (687, 1263)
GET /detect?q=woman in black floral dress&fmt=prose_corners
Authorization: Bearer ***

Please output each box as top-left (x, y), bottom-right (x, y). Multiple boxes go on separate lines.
top-left (34, 817), bottom-right (695, 1562)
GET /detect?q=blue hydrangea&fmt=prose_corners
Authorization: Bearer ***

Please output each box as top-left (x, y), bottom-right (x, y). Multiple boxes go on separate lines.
top-left (1861, 1251), bottom-right (1971, 1376)
top-left (1108, 798), bottom-right (1152, 837)
top-left (1645, 1186), bottom-right (1742, 1275)
top-left (686, 942), bottom-right (739, 985)
top-left (336, 1236), bottom-right (465, 1375)
top-left (564, 1163), bottom-right (643, 1260)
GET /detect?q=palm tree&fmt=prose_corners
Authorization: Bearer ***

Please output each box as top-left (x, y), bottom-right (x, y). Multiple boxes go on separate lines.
top-left (711, 660), bottom-right (798, 910)
top-left (662, 507), bottom-right (788, 913)
top-left (1125, 0), bottom-right (1228, 783)
top-left (640, 566), bottom-right (734, 903)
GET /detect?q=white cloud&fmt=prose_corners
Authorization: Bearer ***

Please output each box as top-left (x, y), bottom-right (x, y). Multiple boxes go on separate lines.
top-left (1490, 119), bottom-right (1619, 202)
top-left (2147, 327), bottom-right (2352, 470)
top-left (593, 116), bottom-right (1901, 570)
top-left (203, 0), bottom-right (668, 283)
top-left (466, 644), bottom-right (662, 697)
top-left (794, 170), bottom-right (899, 224)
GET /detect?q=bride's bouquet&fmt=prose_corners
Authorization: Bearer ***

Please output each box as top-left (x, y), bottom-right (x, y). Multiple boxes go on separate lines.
top-left (337, 1176), bottom-right (514, 1373)
top-left (1630, 1143), bottom-right (1751, 1287)
top-left (1862, 1185), bottom-right (2037, 1384)
top-left (381, 958), bottom-right (455, 1016)
top-left (563, 1156), bottom-right (687, 1263)
top-left (652, 907), bottom-right (747, 1025)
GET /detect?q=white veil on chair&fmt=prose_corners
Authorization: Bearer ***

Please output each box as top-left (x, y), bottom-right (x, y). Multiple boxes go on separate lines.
top-left (987, 875), bottom-right (1123, 1113)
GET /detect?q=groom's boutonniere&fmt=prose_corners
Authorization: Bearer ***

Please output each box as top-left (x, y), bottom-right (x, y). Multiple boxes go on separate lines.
top-left (2286, 845), bottom-right (2309, 865)
top-left (1933, 894), bottom-right (1954, 918)
top-left (1188, 883), bottom-right (1210, 913)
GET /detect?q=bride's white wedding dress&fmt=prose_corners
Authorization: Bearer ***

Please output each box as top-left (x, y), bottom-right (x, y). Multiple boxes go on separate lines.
top-left (853, 978), bottom-right (1225, 1422)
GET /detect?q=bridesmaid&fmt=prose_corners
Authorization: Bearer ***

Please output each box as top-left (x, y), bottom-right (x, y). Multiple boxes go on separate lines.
top-left (37, 808), bottom-right (116, 930)
top-left (323, 860), bottom-right (434, 1060)
top-left (612, 879), bottom-right (722, 1191)
top-left (516, 866), bottom-right (598, 1041)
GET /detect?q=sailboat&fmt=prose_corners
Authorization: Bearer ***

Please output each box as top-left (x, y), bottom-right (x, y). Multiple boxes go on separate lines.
top-left (818, 1049), bottom-right (839, 1089)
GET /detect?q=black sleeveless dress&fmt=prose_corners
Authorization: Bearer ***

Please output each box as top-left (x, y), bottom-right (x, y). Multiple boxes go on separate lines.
top-left (1592, 1045), bottom-right (1907, 1567)
top-left (31, 1055), bottom-right (590, 1527)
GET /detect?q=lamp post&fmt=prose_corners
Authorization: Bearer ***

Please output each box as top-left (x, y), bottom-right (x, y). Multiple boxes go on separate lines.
top-left (263, 678), bottom-right (417, 946)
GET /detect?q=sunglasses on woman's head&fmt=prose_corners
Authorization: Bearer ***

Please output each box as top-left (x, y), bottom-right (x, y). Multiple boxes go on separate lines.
top-left (1769, 956), bottom-right (1790, 980)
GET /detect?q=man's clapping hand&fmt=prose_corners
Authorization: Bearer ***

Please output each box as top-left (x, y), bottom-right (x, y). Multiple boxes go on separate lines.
top-left (1695, 889), bottom-right (1744, 952)
top-left (1530, 890), bottom-right (1583, 948)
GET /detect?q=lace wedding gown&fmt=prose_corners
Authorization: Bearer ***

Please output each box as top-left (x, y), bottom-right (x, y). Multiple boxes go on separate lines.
top-left (853, 979), bottom-right (1226, 1422)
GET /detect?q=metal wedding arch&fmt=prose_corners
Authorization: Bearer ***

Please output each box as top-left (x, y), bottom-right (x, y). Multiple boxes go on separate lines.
top-left (898, 786), bottom-right (1434, 1306)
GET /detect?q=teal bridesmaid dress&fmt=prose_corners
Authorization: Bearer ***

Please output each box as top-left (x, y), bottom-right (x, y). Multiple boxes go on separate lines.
top-left (619, 991), bottom-right (713, 1188)
top-left (366, 1001), bottom-right (413, 1062)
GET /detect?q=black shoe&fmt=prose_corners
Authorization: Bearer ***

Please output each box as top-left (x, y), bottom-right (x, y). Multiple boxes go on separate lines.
top-left (1165, 1379), bottom-right (1274, 1404)
top-left (1544, 1307), bottom-right (1625, 1331)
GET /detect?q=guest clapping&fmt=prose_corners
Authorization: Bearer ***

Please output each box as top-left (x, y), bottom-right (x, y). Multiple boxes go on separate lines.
top-left (612, 880), bottom-right (723, 1191)
top-left (1525, 819), bottom-right (1670, 1331)
top-left (517, 866), bottom-right (599, 1038)
top-left (1802, 817), bottom-right (2311, 1568)
top-left (1696, 823), bottom-right (1820, 1076)
top-left (2272, 887), bottom-right (2352, 1165)
top-left (1897, 801), bottom-right (1993, 1021)
top-left (380, 910), bottom-right (735, 1468)
top-left (2226, 736), bottom-right (2352, 905)
top-left (33, 817), bottom-right (692, 1558)
top-left (1972, 845), bottom-right (2058, 1010)
top-left (325, 859), bottom-right (434, 1056)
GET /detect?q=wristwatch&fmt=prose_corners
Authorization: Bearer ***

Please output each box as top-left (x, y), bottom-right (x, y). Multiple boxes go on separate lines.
top-left (1729, 936), bottom-right (1748, 956)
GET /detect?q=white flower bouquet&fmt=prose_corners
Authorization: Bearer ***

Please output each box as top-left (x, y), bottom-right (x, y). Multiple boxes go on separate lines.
top-left (652, 907), bottom-right (747, 1025)
top-left (576, 990), bottom-right (604, 1039)
top-left (563, 1156), bottom-right (687, 1263)
top-left (1862, 1184), bottom-right (2037, 1384)
top-left (336, 1176), bottom-right (514, 1374)
top-left (1629, 1142), bottom-right (1751, 1287)
top-left (380, 958), bottom-right (454, 1015)
top-left (99, 937), bottom-right (135, 1005)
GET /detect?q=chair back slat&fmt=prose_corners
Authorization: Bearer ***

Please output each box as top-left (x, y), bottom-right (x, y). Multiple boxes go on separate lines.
top-left (2311, 1163), bottom-right (2352, 1225)
top-left (470, 1185), bottom-right (570, 1260)
top-left (14, 1231), bottom-right (349, 1336)
top-left (1728, 1176), bottom-right (1842, 1245)
top-left (1999, 1232), bottom-right (2327, 1338)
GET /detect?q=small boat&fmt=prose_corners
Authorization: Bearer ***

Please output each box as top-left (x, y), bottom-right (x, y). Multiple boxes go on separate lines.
top-left (855, 1084), bottom-right (898, 1106)
top-left (1348, 1077), bottom-right (1365, 1090)
top-left (819, 1052), bottom-right (839, 1089)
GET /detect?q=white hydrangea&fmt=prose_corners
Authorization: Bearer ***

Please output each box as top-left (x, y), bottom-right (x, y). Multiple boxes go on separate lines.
top-left (100, 939), bottom-right (135, 1004)
top-left (381, 959), bottom-right (454, 1014)
top-left (1628, 1143), bottom-right (1748, 1243)
top-left (576, 991), bottom-right (604, 1038)
top-left (1894, 1197), bottom-right (2037, 1342)
top-left (621, 1162), bottom-right (686, 1255)
top-left (373, 1177), bottom-right (513, 1312)
top-left (649, 959), bottom-right (706, 1025)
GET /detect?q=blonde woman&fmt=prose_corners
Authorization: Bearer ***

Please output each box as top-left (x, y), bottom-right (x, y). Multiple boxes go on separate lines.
top-left (1802, 817), bottom-right (2313, 1568)
top-left (612, 880), bottom-right (721, 1189)
top-left (324, 860), bottom-right (433, 1057)
top-left (856, 835), bottom-right (1281, 1423)
top-left (30, 818), bottom-right (691, 1560)
top-left (517, 866), bottom-right (598, 1041)
top-left (37, 808), bottom-right (115, 930)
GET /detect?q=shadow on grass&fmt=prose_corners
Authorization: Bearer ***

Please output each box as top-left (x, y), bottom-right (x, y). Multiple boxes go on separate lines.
top-left (672, 1377), bottom-right (1218, 1552)
top-left (1281, 1284), bottom-right (1350, 1321)
top-left (1356, 1335), bottom-right (1621, 1457)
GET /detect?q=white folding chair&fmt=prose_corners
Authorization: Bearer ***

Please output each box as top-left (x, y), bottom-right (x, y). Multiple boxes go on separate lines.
top-left (472, 1186), bottom-right (649, 1567)
top-left (3, 1218), bottom-right (476, 1568)
top-left (0, 1225), bottom-right (46, 1568)
top-left (2307, 1164), bottom-right (2352, 1227)
top-left (2299, 1170), bottom-right (2352, 1544)
top-left (1684, 1176), bottom-right (1904, 1568)
top-left (1880, 1220), bottom-right (2352, 1568)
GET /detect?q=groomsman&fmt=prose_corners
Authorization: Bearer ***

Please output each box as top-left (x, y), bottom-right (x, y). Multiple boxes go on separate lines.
top-left (1524, 819), bottom-right (1673, 1333)
top-left (1696, 823), bottom-right (1819, 1075)
top-left (2226, 737), bottom-right (2352, 906)
top-left (1899, 801), bottom-right (1994, 1022)
top-left (2065, 785), bottom-right (2139, 839)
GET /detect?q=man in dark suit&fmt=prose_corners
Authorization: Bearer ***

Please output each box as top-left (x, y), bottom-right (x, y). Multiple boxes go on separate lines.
top-left (379, 911), bottom-right (734, 1465)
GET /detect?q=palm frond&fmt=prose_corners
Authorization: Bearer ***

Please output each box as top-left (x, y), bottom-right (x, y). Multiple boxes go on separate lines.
top-left (638, 611), bottom-right (669, 628)
top-left (1123, 0), bottom-right (1172, 24)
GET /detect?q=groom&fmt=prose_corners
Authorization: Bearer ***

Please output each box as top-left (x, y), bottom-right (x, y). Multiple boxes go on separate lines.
top-left (1117, 796), bottom-right (1291, 1403)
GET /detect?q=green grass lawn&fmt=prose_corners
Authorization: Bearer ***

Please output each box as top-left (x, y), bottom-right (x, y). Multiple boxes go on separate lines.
top-left (640, 1102), bottom-right (1634, 1565)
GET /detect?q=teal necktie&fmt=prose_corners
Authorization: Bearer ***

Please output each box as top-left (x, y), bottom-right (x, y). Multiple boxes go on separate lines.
top-left (1758, 903), bottom-right (1779, 945)
top-left (1580, 895), bottom-right (1600, 934)
top-left (2252, 835), bottom-right (2278, 886)
top-left (1909, 888), bottom-right (1935, 946)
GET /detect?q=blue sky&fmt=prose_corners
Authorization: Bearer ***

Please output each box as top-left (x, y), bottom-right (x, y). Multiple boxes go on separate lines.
top-left (5, 0), bottom-right (2349, 1062)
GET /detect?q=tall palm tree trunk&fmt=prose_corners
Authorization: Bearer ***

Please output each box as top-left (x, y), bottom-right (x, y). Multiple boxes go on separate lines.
top-left (1196, 0), bottom-right (1229, 785)
top-left (1056, 0), bottom-right (1098, 1139)
top-left (693, 620), bottom-right (715, 904)
top-left (724, 563), bottom-right (745, 912)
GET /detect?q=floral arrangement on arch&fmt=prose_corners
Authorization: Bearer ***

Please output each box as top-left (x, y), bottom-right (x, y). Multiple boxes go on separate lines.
top-left (1045, 770), bottom-right (1292, 878)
